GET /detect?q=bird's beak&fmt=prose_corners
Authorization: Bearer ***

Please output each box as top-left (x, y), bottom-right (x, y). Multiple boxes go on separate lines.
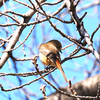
top-left (60, 50), bottom-right (62, 53)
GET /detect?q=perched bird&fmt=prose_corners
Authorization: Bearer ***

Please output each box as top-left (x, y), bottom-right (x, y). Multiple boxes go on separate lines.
top-left (39, 40), bottom-right (68, 83)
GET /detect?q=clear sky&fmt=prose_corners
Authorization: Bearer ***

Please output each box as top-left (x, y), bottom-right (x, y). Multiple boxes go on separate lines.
top-left (0, 0), bottom-right (100, 100)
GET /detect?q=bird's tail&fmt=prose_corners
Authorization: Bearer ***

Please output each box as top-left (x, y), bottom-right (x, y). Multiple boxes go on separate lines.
top-left (56, 59), bottom-right (68, 83)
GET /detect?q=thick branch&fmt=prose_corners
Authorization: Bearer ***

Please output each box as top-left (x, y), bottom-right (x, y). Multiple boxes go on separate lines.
top-left (64, 0), bottom-right (100, 62)
top-left (0, 0), bottom-right (47, 68)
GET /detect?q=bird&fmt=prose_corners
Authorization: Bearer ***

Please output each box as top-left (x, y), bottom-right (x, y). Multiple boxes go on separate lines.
top-left (39, 40), bottom-right (68, 83)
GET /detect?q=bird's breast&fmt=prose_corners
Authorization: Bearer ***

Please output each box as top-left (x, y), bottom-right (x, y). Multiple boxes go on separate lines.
top-left (39, 53), bottom-right (55, 66)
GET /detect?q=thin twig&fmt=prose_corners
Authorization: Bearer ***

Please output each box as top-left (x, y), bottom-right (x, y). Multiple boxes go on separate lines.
top-left (19, 39), bottom-right (26, 57)
top-left (0, 65), bottom-right (56, 91)
top-left (61, 50), bottom-right (90, 64)
top-left (68, 46), bottom-right (80, 57)
top-left (62, 43), bottom-right (75, 50)
top-left (0, 12), bottom-right (20, 23)
top-left (13, 0), bottom-right (33, 10)
top-left (40, 85), bottom-right (48, 100)
top-left (0, 37), bottom-right (9, 43)
top-left (41, 0), bottom-right (62, 5)
top-left (1, 24), bottom-right (35, 53)
top-left (90, 24), bottom-right (100, 42)
top-left (80, 12), bottom-right (87, 21)
top-left (29, 0), bottom-right (36, 10)
top-left (75, 0), bottom-right (80, 8)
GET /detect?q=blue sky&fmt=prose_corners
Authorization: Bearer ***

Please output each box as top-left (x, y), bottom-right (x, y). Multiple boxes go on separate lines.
top-left (0, 0), bottom-right (100, 100)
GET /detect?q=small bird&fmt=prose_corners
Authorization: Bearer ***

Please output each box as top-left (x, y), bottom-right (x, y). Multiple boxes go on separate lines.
top-left (39, 40), bottom-right (68, 83)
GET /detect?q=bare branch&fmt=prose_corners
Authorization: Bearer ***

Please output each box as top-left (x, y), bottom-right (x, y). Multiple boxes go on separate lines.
top-left (40, 85), bottom-right (48, 100)
top-left (1, 24), bottom-right (35, 53)
top-left (41, 0), bottom-right (62, 6)
top-left (91, 24), bottom-right (100, 42)
top-left (62, 43), bottom-right (75, 50)
top-left (0, 0), bottom-right (47, 68)
top-left (64, 0), bottom-right (100, 62)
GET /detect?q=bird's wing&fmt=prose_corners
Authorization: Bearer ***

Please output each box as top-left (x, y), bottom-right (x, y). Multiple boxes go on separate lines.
top-left (39, 44), bottom-right (61, 64)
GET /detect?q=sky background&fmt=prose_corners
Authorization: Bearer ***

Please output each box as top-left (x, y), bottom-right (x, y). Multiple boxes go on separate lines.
top-left (0, 0), bottom-right (100, 100)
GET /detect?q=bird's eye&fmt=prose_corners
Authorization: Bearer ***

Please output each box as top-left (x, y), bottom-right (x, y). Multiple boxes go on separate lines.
top-left (58, 45), bottom-right (61, 48)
